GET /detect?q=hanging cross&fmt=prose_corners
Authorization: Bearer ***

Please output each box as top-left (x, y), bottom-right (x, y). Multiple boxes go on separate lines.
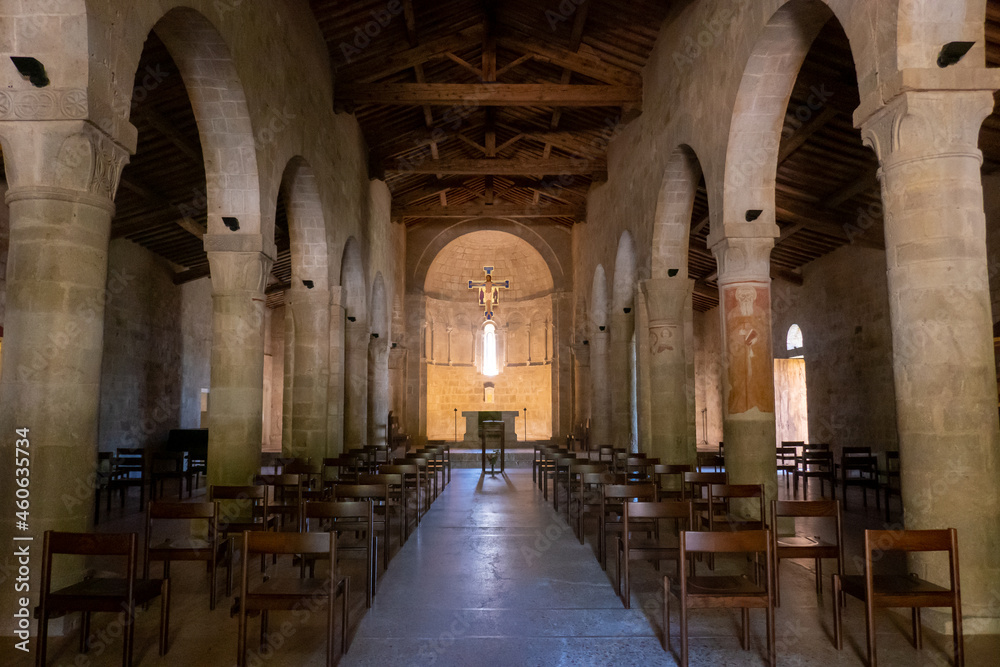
top-left (468, 266), bottom-right (510, 320)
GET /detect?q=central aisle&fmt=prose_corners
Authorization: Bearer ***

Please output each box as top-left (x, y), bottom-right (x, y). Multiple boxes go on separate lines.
top-left (342, 468), bottom-right (665, 666)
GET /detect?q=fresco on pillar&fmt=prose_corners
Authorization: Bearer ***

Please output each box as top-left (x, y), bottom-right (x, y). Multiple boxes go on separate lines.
top-left (724, 285), bottom-right (774, 415)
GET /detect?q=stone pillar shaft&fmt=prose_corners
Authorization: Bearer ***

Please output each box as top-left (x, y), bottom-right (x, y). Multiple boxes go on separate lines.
top-left (862, 90), bottom-right (1000, 628)
top-left (288, 287), bottom-right (330, 461)
top-left (0, 120), bottom-right (130, 631)
top-left (589, 328), bottom-right (610, 446)
top-left (344, 319), bottom-right (369, 448)
top-left (642, 278), bottom-right (693, 464)
top-left (610, 311), bottom-right (635, 450)
top-left (711, 236), bottom-right (778, 503)
top-left (327, 288), bottom-right (346, 455)
top-left (206, 245), bottom-right (272, 488)
top-left (368, 337), bottom-right (389, 447)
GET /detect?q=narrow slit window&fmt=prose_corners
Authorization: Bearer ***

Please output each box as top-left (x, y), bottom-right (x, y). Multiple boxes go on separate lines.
top-left (483, 322), bottom-right (498, 376)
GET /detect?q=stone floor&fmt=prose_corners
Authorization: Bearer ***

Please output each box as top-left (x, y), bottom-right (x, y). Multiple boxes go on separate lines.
top-left (7, 467), bottom-right (998, 666)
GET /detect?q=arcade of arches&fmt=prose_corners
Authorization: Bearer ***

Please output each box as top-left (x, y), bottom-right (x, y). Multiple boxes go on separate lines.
top-left (2, 0), bottom-right (1000, 661)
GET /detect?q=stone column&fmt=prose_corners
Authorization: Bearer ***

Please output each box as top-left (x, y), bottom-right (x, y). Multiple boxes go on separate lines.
top-left (572, 342), bottom-right (591, 433)
top-left (282, 305), bottom-right (294, 454)
top-left (344, 315), bottom-right (369, 448)
top-left (861, 90), bottom-right (1000, 630)
top-left (367, 335), bottom-right (390, 448)
top-left (327, 288), bottom-right (345, 455)
top-left (0, 121), bottom-right (130, 632)
top-left (641, 278), bottom-right (694, 465)
top-left (205, 238), bottom-right (273, 488)
top-left (404, 294), bottom-right (425, 442)
top-left (710, 236), bottom-right (778, 502)
top-left (609, 309), bottom-right (635, 450)
top-left (552, 292), bottom-right (574, 439)
top-left (287, 285), bottom-right (330, 462)
top-left (589, 326), bottom-right (610, 447)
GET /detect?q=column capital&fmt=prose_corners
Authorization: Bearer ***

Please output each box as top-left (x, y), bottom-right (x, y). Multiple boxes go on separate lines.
top-left (1, 119), bottom-right (131, 213)
top-left (859, 90), bottom-right (995, 172)
top-left (710, 236), bottom-right (773, 286)
top-left (640, 278), bottom-right (691, 323)
top-left (207, 250), bottom-right (273, 296)
top-left (286, 284), bottom-right (332, 308)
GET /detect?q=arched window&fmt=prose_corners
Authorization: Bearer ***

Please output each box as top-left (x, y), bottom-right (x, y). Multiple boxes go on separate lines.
top-left (483, 322), bottom-right (499, 376)
top-left (787, 324), bottom-right (803, 353)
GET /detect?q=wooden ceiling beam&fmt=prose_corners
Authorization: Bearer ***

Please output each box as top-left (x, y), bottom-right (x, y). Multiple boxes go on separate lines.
top-left (775, 200), bottom-right (884, 249)
top-left (777, 106), bottom-right (839, 164)
top-left (334, 25), bottom-right (482, 83)
top-left (821, 164), bottom-right (879, 210)
top-left (133, 107), bottom-right (201, 164)
top-left (336, 83), bottom-right (642, 108)
top-left (385, 157), bottom-right (605, 176)
top-left (495, 33), bottom-right (641, 86)
top-left (172, 265), bottom-right (211, 284)
top-left (393, 202), bottom-right (584, 218)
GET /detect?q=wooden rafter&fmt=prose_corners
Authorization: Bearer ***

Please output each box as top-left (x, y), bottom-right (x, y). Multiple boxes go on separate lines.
top-left (335, 83), bottom-right (642, 108)
top-left (385, 157), bottom-right (605, 176)
top-left (393, 202), bottom-right (584, 218)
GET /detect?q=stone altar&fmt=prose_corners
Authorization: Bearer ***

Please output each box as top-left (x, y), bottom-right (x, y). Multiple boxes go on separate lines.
top-left (461, 410), bottom-right (519, 446)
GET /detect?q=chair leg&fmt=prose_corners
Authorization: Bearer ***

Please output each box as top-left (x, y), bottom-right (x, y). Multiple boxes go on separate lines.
top-left (865, 587), bottom-right (878, 667)
top-left (663, 576), bottom-right (670, 653)
top-left (36, 613), bottom-right (48, 667)
top-left (953, 603), bottom-right (965, 667)
top-left (912, 607), bottom-right (922, 649)
top-left (680, 588), bottom-right (688, 667)
top-left (123, 601), bottom-right (136, 667)
top-left (80, 611), bottom-right (91, 652)
top-left (816, 558), bottom-right (823, 594)
top-left (160, 578), bottom-right (170, 656)
top-left (741, 607), bottom-right (750, 649)
top-left (342, 577), bottom-right (351, 654)
top-left (767, 595), bottom-right (776, 667)
top-left (260, 609), bottom-right (269, 651)
top-left (237, 599), bottom-right (247, 667)
top-left (832, 574), bottom-right (843, 650)
top-left (774, 558), bottom-right (781, 608)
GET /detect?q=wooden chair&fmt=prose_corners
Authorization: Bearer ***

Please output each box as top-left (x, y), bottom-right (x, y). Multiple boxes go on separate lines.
top-left (776, 446), bottom-right (798, 488)
top-left (839, 446), bottom-right (880, 509)
top-left (551, 453), bottom-right (586, 512)
top-left (794, 445), bottom-right (835, 498)
top-left (210, 485), bottom-right (272, 594)
top-left (237, 531), bottom-right (349, 667)
top-left (253, 473), bottom-right (303, 531)
top-left (881, 450), bottom-right (901, 522)
top-left (770, 499), bottom-right (843, 606)
top-left (149, 451), bottom-right (193, 501)
top-left (599, 482), bottom-right (658, 570)
top-left (36, 531), bottom-right (169, 667)
top-left (395, 456), bottom-right (432, 516)
top-left (380, 463), bottom-right (419, 543)
top-left (576, 471), bottom-right (624, 544)
top-left (653, 464), bottom-right (693, 500)
top-left (623, 455), bottom-right (659, 484)
top-left (566, 462), bottom-right (607, 525)
top-left (322, 455), bottom-right (364, 490)
top-left (304, 500), bottom-right (376, 608)
top-left (681, 471), bottom-right (726, 529)
top-left (93, 452), bottom-right (119, 524)
top-left (664, 530), bottom-right (775, 667)
top-left (616, 500), bottom-right (693, 609)
top-left (145, 500), bottom-right (228, 610)
top-left (833, 528), bottom-right (964, 667)
top-left (707, 483), bottom-right (766, 533)
top-left (115, 447), bottom-right (149, 511)
top-left (283, 460), bottom-right (323, 491)
top-left (332, 482), bottom-right (391, 572)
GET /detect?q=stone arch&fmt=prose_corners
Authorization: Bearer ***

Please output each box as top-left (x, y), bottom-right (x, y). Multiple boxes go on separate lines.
top-left (368, 272), bottom-right (389, 447)
top-left (651, 145), bottom-right (705, 280)
top-left (897, 0), bottom-right (989, 69)
top-left (612, 231), bottom-right (637, 312)
top-left (721, 0), bottom-right (850, 240)
top-left (138, 8), bottom-right (264, 236)
top-left (412, 218), bottom-right (567, 292)
top-left (280, 157), bottom-right (329, 289)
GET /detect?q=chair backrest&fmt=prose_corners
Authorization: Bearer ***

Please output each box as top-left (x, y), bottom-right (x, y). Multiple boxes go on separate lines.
top-left (772, 499), bottom-right (839, 518)
top-left (776, 447), bottom-right (797, 462)
top-left (626, 499), bottom-right (693, 523)
top-left (334, 483), bottom-right (389, 501)
top-left (116, 448), bottom-right (146, 475)
top-left (710, 483), bottom-right (763, 499)
top-left (863, 528), bottom-right (960, 589)
top-left (570, 462), bottom-right (607, 475)
top-left (244, 530), bottom-right (335, 556)
top-left (682, 529), bottom-right (769, 554)
top-left (41, 531), bottom-right (139, 598)
top-left (380, 463), bottom-right (417, 475)
top-left (603, 483), bottom-right (657, 502)
top-left (148, 500), bottom-right (216, 520)
top-left (781, 441), bottom-right (804, 448)
top-left (581, 471), bottom-right (625, 486)
top-left (210, 485), bottom-right (266, 501)
top-left (304, 500), bottom-right (372, 526)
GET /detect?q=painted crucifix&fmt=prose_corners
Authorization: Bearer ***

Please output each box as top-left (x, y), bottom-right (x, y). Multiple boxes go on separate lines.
top-left (468, 266), bottom-right (510, 320)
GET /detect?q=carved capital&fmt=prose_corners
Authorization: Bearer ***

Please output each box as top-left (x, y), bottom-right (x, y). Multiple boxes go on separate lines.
top-left (1, 120), bottom-right (130, 210)
top-left (640, 278), bottom-right (690, 324)
top-left (860, 90), bottom-right (995, 172)
top-left (711, 236), bottom-right (773, 286)
top-left (0, 88), bottom-right (88, 121)
top-left (207, 251), bottom-right (273, 296)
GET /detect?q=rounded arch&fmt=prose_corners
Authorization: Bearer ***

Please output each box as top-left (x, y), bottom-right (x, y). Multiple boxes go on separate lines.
top-left (721, 0), bottom-right (858, 241)
top-left (652, 145), bottom-right (706, 280)
top-left (341, 237), bottom-right (368, 323)
top-left (126, 7), bottom-right (263, 236)
top-left (591, 265), bottom-right (609, 332)
top-left (411, 218), bottom-right (568, 292)
top-left (611, 231), bottom-right (637, 312)
top-left (786, 323), bottom-right (804, 351)
top-left (370, 272), bottom-right (388, 338)
top-left (280, 156), bottom-right (329, 289)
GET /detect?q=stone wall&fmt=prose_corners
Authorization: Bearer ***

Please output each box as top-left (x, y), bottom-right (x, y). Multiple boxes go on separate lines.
top-left (769, 245), bottom-right (898, 455)
top-left (98, 239), bottom-right (184, 451)
top-left (179, 277), bottom-right (212, 429)
top-left (0, 179), bottom-right (7, 333)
